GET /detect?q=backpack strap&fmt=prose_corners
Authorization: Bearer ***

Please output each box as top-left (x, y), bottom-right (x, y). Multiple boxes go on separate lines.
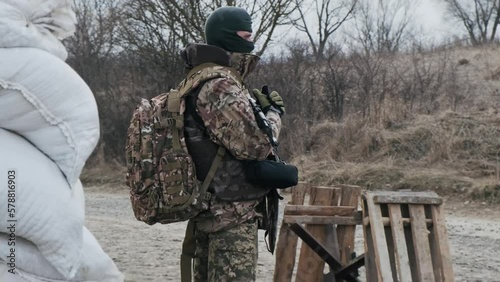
top-left (180, 62), bottom-right (243, 95)
top-left (180, 220), bottom-right (195, 282)
top-left (179, 146), bottom-right (225, 282)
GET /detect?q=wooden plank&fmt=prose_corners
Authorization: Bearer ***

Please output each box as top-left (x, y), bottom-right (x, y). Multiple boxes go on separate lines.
top-left (289, 223), bottom-right (360, 282)
top-left (337, 185), bottom-right (362, 265)
top-left (284, 205), bottom-right (356, 216)
top-left (363, 217), bottom-right (434, 227)
top-left (402, 204), bottom-right (419, 281)
top-left (325, 184), bottom-right (342, 278)
top-left (388, 204), bottom-right (412, 282)
top-left (431, 205), bottom-right (455, 282)
top-left (366, 194), bottom-right (392, 282)
top-left (380, 204), bottom-right (398, 282)
top-left (361, 196), bottom-right (377, 282)
top-left (427, 205), bottom-right (442, 282)
top-left (325, 224), bottom-right (340, 260)
top-left (273, 183), bottom-right (306, 282)
top-left (296, 187), bottom-right (339, 282)
top-left (371, 191), bottom-right (442, 205)
top-left (365, 194), bottom-right (394, 281)
top-left (362, 198), bottom-right (378, 282)
top-left (283, 215), bottom-right (362, 225)
top-left (409, 205), bottom-right (435, 281)
top-left (292, 182), bottom-right (307, 205)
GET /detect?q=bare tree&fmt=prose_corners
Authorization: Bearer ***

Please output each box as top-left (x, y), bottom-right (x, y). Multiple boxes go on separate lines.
top-left (64, 0), bottom-right (134, 161)
top-left (322, 44), bottom-right (352, 120)
top-left (351, 0), bottom-right (415, 55)
top-left (65, 0), bottom-right (122, 89)
top-left (291, 0), bottom-right (358, 60)
top-left (446, 0), bottom-right (500, 44)
top-left (121, 0), bottom-right (298, 56)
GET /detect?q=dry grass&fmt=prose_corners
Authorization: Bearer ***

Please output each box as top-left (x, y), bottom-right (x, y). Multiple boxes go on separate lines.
top-left (293, 107), bottom-right (499, 201)
top-left (81, 160), bottom-right (127, 192)
top-left (82, 45), bottom-right (500, 202)
top-left (293, 44), bottom-right (500, 202)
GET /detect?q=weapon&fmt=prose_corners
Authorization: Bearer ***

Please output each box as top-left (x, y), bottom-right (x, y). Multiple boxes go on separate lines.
top-left (247, 85), bottom-right (283, 254)
top-left (247, 88), bottom-right (278, 149)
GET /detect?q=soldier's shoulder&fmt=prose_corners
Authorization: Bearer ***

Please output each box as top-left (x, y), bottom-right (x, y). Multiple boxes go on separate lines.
top-left (203, 76), bottom-right (241, 94)
top-left (198, 76), bottom-right (244, 105)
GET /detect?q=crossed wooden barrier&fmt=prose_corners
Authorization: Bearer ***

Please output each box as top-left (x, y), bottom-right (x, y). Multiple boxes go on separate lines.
top-left (273, 184), bottom-right (455, 282)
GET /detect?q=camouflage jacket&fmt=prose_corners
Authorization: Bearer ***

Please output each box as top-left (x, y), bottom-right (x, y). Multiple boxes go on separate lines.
top-left (181, 43), bottom-right (282, 233)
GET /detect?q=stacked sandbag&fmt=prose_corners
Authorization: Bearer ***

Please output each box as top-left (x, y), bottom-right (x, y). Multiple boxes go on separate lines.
top-left (0, 0), bottom-right (123, 281)
top-left (0, 0), bottom-right (99, 187)
top-left (0, 46), bottom-right (100, 188)
top-left (0, 227), bottom-right (124, 282)
top-left (0, 0), bottom-right (76, 60)
top-left (0, 129), bottom-right (85, 278)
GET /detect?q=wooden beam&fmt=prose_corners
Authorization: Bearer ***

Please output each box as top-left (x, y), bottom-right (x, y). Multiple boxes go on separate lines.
top-left (362, 199), bottom-right (379, 281)
top-left (363, 217), bottom-right (434, 227)
top-left (273, 183), bottom-right (307, 282)
top-left (284, 205), bottom-right (356, 216)
top-left (365, 195), bottom-right (394, 281)
top-left (284, 215), bottom-right (362, 225)
top-left (370, 191), bottom-right (442, 205)
top-left (431, 205), bottom-right (455, 282)
top-left (388, 204), bottom-right (412, 282)
top-left (409, 205), bottom-right (436, 281)
top-left (296, 187), bottom-right (339, 282)
top-left (290, 224), bottom-right (360, 282)
top-left (337, 185), bottom-right (362, 265)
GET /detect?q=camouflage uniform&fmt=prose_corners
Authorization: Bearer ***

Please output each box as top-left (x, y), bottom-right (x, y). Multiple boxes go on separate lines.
top-left (181, 43), bottom-right (281, 281)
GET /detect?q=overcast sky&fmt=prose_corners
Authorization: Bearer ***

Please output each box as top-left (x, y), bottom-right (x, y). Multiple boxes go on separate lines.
top-left (264, 0), bottom-right (464, 55)
top-left (415, 0), bottom-right (457, 38)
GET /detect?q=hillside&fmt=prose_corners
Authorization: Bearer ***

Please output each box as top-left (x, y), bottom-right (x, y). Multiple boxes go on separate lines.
top-left (82, 45), bottom-right (500, 202)
top-left (293, 44), bottom-right (500, 202)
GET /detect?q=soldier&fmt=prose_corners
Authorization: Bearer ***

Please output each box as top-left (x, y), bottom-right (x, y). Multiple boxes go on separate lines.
top-left (180, 6), bottom-right (286, 282)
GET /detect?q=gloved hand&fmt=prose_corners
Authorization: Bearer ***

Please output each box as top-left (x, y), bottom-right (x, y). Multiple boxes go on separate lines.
top-left (267, 91), bottom-right (285, 116)
top-left (252, 88), bottom-right (271, 111)
top-left (252, 88), bottom-right (285, 116)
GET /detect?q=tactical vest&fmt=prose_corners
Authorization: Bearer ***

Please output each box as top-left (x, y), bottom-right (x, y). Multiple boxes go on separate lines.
top-left (184, 71), bottom-right (271, 202)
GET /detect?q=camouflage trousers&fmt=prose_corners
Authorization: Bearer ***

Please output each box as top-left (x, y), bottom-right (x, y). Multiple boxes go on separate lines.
top-left (193, 219), bottom-right (258, 282)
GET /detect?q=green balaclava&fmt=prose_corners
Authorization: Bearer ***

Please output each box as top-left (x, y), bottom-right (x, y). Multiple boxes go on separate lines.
top-left (205, 6), bottom-right (255, 53)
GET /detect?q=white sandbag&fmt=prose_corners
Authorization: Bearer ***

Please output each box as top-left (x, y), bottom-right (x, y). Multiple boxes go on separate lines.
top-left (0, 47), bottom-right (100, 187)
top-left (0, 227), bottom-right (124, 282)
top-left (0, 0), bottom-right (76, 60)
top-left (0, 263), bottom-right (28, 282)
top-left (0, 129), bottom-right (85, 279)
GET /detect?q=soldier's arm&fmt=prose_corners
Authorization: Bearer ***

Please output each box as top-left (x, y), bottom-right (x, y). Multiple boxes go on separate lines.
top-left (196, 77), bottom-right (282, 160)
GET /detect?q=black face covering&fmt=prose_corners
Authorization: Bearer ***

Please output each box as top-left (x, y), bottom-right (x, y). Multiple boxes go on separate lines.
top-left (204, 6), bottom-right (255, 53)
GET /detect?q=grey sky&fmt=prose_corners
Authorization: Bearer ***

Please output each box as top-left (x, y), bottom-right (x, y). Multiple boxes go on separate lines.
top-left (263, 0), bottom-right (464, 54)
top-left (415, 0), bottom-right (457, 38)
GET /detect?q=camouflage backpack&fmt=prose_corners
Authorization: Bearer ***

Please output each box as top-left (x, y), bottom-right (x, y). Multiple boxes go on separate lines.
top-left (125, 63), bottom-right (243, 225)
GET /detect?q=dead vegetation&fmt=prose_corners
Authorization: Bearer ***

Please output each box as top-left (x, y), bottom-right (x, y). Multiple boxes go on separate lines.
top-left (73, 0), bottom-right (500, 203)
top-left (295, 108), bottom-right (499, 202)
top-left (81, 45), bottom-right (500, 203)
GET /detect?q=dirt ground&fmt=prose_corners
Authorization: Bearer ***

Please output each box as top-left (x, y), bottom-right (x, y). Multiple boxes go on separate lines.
top-left (84, 185), bottom-right (500, 282)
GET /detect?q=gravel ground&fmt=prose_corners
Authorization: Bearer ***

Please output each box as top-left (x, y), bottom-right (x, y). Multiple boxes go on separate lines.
top-left (84, 187), bottom-right (500, 282)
